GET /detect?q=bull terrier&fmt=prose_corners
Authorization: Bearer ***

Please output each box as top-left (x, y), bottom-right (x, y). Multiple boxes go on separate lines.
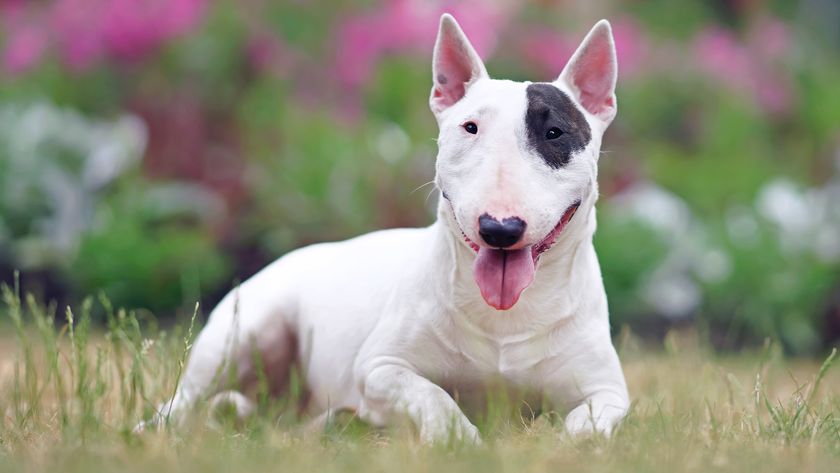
top-left (140, 14), bottom-right (629, 444)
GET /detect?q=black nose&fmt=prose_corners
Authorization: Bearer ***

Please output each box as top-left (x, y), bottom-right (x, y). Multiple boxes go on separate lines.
top-left (478, 214), bottom-right (526, 248)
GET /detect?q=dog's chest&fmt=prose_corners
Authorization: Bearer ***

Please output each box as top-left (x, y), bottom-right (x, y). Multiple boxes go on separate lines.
top-left (446, 329), bottom-right (553, 387)
top-left (431, 333), bottom-right (553, 413)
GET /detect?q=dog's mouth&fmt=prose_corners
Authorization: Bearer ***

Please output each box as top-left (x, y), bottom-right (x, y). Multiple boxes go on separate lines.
top-left (455, 200), bottom-right (581, 311)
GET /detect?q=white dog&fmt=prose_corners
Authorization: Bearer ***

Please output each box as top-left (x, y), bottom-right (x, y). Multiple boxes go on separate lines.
top-left (141, 14), bottom-right (629, 443)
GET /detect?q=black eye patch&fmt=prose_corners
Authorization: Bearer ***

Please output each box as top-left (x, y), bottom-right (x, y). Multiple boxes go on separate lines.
top-left (525, 83), bottom-right (591, 169)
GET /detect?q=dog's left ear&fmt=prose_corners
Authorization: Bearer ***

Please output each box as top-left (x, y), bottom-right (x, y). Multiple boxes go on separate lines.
top-left (430, 14), bottom-right (488, 115)
top-left (557, 20), bottom-right (617, 124)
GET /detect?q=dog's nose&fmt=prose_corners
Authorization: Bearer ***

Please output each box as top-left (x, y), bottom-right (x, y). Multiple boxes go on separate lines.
top-left (478, 214), bottom-right (526, 248)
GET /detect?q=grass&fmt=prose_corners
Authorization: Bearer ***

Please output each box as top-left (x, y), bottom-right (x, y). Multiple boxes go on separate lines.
top-left (1, 277), bottom-right (839, 473)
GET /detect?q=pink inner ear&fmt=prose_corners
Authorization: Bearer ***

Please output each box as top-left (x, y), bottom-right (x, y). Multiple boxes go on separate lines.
top-left (570, 37), bottom-right (615, 116)
top-left (433, 39), bottom-right (473, 108)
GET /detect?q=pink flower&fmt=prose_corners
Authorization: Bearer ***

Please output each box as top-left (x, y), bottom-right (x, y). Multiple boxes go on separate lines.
top-left (517, 28), bottom-right (577, 80)
top-left (518, 17), bottom-right (648, 83)
top-left (749, 16), bottom-right (791, 61)
top-left (100, 0), bottom-right (206, 61)
top-left (2, 0), bottom-right (207, 73)
top-left (611, 18), bottom-right (648, 78)
top-left (1, 0), bottom-right (46, 74)
top-left (692, 21), bottom-right (792, 115)
top-left (2, 24), bottom-right (48, 74)
top-left (693, 26), bottom-right (753, 90)
top-left (50, 0), bottom-right (107, 70)
top-left (336, 0), bottom-right (511, 87)
top-left (754, 78), bottom-right (790, 115)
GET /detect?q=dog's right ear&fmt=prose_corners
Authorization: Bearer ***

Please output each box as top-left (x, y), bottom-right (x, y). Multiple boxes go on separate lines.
top-left (556, 20), bottom-right (618, 124)
top-left (430, 14), bottom-right (488, 115)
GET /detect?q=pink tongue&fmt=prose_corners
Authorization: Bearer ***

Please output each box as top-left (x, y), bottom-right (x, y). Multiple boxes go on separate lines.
top-left (473, 247), bottom-right (535, 310)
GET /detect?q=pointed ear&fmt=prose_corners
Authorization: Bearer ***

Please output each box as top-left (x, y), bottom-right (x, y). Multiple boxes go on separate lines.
top-left (557, 20), bottom-right (617, 123)
top-left (430, 14), bottom-right (488, 115)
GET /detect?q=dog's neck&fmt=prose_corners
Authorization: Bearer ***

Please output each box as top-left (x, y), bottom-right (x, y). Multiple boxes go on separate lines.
top-left (428, 186), bottom-right (599, 338)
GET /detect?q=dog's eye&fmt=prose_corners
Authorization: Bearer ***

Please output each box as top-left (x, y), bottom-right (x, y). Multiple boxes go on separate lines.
top-left (545, 127), bottom-right (563, 140)
top-left (463, 122), bottom-right (478, 134)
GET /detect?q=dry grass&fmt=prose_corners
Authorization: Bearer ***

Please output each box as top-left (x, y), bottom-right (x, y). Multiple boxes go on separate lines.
top-left (1, 281), bottom-right (838, 473)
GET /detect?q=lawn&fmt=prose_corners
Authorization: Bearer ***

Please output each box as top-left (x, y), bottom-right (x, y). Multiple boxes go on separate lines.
top-left (1, 284), bottom-right (838, 473)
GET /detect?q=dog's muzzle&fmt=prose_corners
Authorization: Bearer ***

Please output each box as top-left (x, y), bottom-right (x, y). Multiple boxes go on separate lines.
top-left (450, 200), bottom-right (581, 311)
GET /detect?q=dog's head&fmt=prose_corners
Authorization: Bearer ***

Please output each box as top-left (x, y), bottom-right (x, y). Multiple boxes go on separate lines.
top-left (431, 14), bottom-right (617, 310)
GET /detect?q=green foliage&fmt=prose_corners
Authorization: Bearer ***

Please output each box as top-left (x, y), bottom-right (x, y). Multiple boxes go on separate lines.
top-left (2, 1), bottom-right (840, 353)
top-left (74, 211), bottom-right (229, 316)
top-left (594, 212), bottom-right (669, 324)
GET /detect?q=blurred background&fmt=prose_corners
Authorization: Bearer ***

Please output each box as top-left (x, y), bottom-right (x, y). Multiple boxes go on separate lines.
top-left (1, 0), bottom-right (839, 355)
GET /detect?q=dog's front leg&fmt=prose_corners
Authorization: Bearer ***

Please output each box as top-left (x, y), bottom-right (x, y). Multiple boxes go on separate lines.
top-left (546, 341), bottom-right (630, 437)
top-left (563, 387), bottom-right (628, 437)
top-left (357, 363), bottom-right (480, 445)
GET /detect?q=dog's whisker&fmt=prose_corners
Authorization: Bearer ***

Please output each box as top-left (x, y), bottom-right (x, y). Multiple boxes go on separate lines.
top-left (410, 180), bottom-right (437, 196)
top-left (424, 185), bottom-right (440, 205)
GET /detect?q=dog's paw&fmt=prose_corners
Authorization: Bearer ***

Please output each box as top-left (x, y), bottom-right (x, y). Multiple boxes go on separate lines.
top-left (132, 420), bottom-right (150, 434)
top-left (132, 398), bottom-right (182, 434)
top-left (564, 404), bottom-right (599, 437)
top-left (209, 391), bottom-right (255, 422)
top-left (564, 403), bottom-right (623, 438)
top-left (132, 413), bottom-right (165, 434)
top-left (419, 410), bottom-right (481, 446)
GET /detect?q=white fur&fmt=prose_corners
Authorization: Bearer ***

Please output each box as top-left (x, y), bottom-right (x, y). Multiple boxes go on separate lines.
top-left (137, 15), bottom-right (629, 443)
